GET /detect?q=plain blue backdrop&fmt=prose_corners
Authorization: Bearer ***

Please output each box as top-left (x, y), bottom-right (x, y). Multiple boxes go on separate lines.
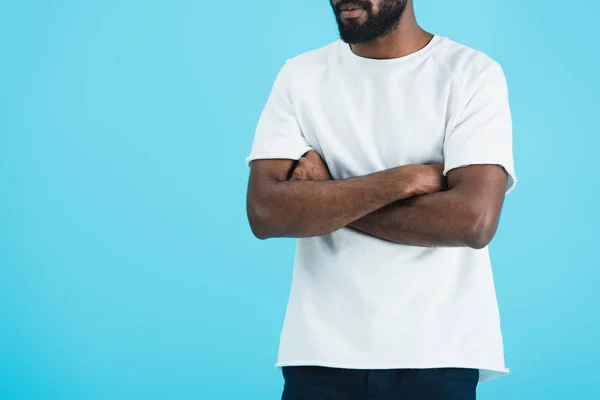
top-left (2, 0), bottom-right (599, 399)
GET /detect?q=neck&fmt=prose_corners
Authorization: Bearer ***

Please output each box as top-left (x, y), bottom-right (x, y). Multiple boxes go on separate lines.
top-left (349, 5), bottom-right (433, 60)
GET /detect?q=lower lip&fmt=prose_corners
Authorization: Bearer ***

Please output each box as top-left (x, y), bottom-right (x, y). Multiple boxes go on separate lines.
top-left (340, 9), bottom-right (365, 19)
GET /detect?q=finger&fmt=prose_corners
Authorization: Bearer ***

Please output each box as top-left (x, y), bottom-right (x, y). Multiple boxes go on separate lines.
top-left (304, 150), bottom-right (321, 162)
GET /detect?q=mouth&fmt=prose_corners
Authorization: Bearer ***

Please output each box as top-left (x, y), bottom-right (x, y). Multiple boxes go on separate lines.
top-left (338, 4), bottom-right (366, 19)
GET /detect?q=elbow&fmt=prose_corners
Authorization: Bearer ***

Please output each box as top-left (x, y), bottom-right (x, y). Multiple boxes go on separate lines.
top-left (250, 225), bottom-right (269, 241)
top-left (464, 208), bottom-right (499, 250)
top-left (467, 232), bottom-right (493, 250)
top-left (247, 201), bottom-right (274, 240)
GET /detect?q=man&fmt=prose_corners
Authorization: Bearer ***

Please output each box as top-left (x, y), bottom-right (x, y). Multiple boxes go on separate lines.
top-left (245, 0), bottom-right (516, 399)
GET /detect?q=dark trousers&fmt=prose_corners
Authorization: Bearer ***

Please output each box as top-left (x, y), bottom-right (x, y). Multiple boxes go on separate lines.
top-left (281, 366), bottom-right (479, 400)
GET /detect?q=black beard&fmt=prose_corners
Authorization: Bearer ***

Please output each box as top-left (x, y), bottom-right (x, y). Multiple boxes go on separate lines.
top-left (332, 0), bottom-right (408, 44)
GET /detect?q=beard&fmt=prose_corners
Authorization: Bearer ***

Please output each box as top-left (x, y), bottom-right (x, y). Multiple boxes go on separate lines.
top-left (331, 0), bottom-right (408, 44)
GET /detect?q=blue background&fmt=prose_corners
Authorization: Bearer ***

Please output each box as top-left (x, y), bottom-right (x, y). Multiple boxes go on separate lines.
top-left (2, 0), bottom-right (598, 399)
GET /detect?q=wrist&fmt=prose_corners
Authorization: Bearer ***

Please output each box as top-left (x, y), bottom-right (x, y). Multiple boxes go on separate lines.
top-left (379, 166), bottom-right (416, 201)
top-left (395, 166), bottom-right (418, 199)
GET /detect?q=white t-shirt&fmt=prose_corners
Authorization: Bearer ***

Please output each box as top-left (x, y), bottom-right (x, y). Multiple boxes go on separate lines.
top-left (246, 35), bottom-right (516, 382)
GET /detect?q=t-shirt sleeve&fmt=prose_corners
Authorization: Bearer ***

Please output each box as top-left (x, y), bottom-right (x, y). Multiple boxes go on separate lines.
top-left (245, 60), bottom-right (313, 167)
top-left (443, 62), bottom-right (517, 194)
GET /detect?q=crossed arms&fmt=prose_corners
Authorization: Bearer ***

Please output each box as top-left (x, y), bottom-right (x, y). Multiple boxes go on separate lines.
top-left (246, 151), bottom-right (509, 249)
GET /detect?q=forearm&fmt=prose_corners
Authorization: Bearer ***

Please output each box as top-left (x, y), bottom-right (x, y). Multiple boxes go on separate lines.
top-left (349, 189), bottom-right (500, 249)
top-left (248, 167), bottom-right (413, 239)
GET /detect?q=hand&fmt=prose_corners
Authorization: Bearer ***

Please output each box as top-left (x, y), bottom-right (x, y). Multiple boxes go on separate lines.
top-left (401, 163), bottom-right (446, 196)
top-left (290, 150), bottom-right (333, 181)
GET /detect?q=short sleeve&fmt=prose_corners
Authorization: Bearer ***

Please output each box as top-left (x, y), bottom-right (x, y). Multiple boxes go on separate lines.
top-left (443, 62), bottom-right (517, 194)
top-left (245, 60), bottom-right (313, 167)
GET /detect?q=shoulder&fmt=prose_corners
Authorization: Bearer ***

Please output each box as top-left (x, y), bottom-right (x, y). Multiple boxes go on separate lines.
top-left (282, 41), bottom-right (340, 77)
top-left (432, 37), bottom-right (507, 94)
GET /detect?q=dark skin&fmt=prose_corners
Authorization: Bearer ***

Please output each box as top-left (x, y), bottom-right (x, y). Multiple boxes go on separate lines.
top-left (285, 151), bottom-right (508, 249)
top-left (247, 0), bottom-right (509, 248)
top-left (333, 0), bottom-right (434, 60)
top-left (246, 153), bottom-right (445, 239)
